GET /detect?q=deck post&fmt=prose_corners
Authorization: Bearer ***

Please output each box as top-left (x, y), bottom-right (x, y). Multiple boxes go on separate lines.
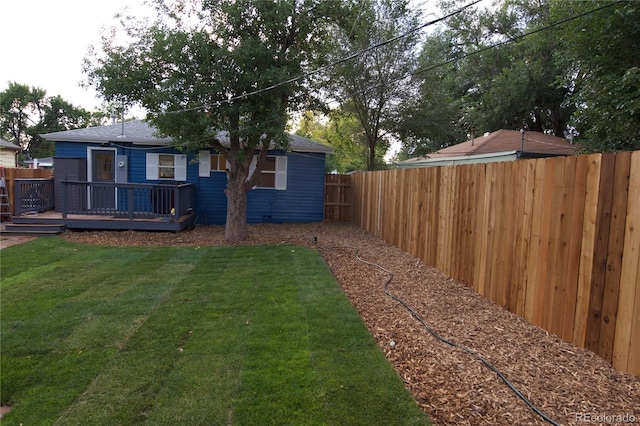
top-left (128, 187), bottom-right (134, 220)
top-left (14, 181), bottom-right (22, 216)
top-left (61, 182), bottom-right (68, 219)
top-left (173, 186), bottom-right (179, 217)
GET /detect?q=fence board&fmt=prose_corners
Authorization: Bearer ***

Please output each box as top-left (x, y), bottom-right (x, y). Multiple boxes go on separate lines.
top-left (474, 163), bottom-right (492, 297)
top-left (461, 165), bottom-right (476, 286)
top-left (585, 154), bottom-right (616, 352)
top-left (544, 157), bottom-right (568, 336)
top-left (613, 151), bottom-right (640, 372)
top-left (509, 161), bottom-right (526, 314)
top-left (525, 159), bottom-right (547, 324)
top-left (520, 159), bottom-right (538, 320)
top-left (324, 174), bottom-right (351, 222)
top-left (533, 159), bottom-right (555, 326)
top-left (554, 157), bottom-right (574, 340)
top-left (574, 154), bottom-right (603, 346)
top-left (561, 155), bottom-right (588, 342)
top-left (598, 151), bottom-right (631, 362)
top-left (351, 150), bottom-right (640, 376)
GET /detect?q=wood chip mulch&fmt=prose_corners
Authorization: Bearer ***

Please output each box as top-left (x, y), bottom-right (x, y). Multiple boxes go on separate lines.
top-left (60, 222), bottom-right (639, 426)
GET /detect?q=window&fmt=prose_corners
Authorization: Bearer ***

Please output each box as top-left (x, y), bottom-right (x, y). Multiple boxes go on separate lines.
top-left (211, 154), bottom-right (227, 172)
top-left (198, 151), bottom-right (287, 189)
top-left (198, 150), bottom-right (228, 176)
top-left (158, 154), bottom-right (176, 179)
top-left (249, 155), bottom-right (287, 190)
top-left (146, 153), bottom-right (187, 181)
top-left (257, 157), bottom-right (276, 188)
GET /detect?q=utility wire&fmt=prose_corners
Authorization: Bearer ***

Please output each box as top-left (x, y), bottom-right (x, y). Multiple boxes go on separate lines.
top-left (142, 0), bottom-right (621, 147)
top-left (158, 0), bottom-right (483, 115)
top-left (351, 0), bottom-right (624, 98)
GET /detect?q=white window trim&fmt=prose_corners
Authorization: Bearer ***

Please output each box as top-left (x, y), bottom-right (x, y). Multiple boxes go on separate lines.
top-left (198, 150), bottom-right (211, 177)
top-left (248, 155), bottom-right (287, 190)
top-left (146, 153), bottom-right (187, 181)
top-left (199, 150), bottom-right (229, 176)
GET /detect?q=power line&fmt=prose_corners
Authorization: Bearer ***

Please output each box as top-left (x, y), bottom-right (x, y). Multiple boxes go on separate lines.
top-left (200, 0), bottom-right (621, 118)
top-left (148, 0), bottom-right (623, 136)
top-left (157, 0), bottom-right (484, 116)
top-left (361, 0), bottom-right (624, 96)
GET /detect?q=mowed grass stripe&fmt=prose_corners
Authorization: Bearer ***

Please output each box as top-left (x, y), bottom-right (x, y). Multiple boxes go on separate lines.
top-left (0, 239), bottom-right (431, 426)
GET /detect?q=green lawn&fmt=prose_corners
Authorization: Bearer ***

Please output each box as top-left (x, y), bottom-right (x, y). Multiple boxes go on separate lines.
top-left (0, 237), bottom-right (430, 425)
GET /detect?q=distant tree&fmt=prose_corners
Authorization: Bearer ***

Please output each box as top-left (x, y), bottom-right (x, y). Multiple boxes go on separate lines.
top-left (551, 0), bottom-right (640, 152)
top-left (393, 31), bottom-right (466, 158)
top-left (327, 0), bottom-right (421, 170)
top-left (0, 83), bottom-right (46, 151)
top-left (296, 108), bottom-right (372, 173)
top-left (0, 82), bottom-right (99, 159)
top-left (427, 0), bottom-right (572, 137)
top-left (85, 0), bottom-right (354, 241)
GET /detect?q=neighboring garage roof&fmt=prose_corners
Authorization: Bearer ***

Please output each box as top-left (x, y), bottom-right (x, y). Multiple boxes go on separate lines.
top-left (425, 129), bottom-right (577, 159)
top-left (0, 138), bottom-right (21, 151)
top-left (40, 120), bottom-right (334, 154)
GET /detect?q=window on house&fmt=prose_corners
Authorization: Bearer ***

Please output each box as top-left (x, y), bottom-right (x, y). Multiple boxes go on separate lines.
top-left (158, 154), bottom-right (176, 179)
top-left (146, 153), bottom-right (187, 181)
top-left (211, 154), bottom-right (227, 172)
top-left (250, 155), bottom-right (287, 190)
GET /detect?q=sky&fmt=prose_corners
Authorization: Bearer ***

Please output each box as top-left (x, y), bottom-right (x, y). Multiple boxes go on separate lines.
top-left (0, 0), bottom-right (493, 115)
top-left (0, 0), bottom-right (152, 112)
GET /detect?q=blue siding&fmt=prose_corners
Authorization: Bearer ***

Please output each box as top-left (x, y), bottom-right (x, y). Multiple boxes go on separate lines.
top-left (245, 151), bottom-right (326, 223)
top-left (196, 172), bottom-right (228, 224)
top-left (56, 142), bottom-right (91, 157)
top-left (55, 142), bottom-right (327, 225)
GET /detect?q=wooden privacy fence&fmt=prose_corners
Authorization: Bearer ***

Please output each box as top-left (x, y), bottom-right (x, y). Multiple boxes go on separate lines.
top-left (2, 168), bottom-right (54, 216)
top-left (351, 151), bottom-right (640, 376)
top-left (324, 174), bottom-right (351, 221)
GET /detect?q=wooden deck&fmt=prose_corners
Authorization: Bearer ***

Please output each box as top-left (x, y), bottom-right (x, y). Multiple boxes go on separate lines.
top-left (9, 210), bottom-right (195, 232)
top-left (7, 179), bottom-right (196, 233)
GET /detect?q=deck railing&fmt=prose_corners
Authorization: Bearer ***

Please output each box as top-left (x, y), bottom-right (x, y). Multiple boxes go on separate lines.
top-left (13, 179), bottom-right (55, 216)
top-left (14, 179), bottom-right (194, 220)
top-left (59, 181), bottom-right (194, 220)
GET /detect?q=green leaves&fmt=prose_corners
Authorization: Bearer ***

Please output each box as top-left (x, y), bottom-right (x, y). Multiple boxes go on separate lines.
top-left (0, 82), bottom-right (101, 158)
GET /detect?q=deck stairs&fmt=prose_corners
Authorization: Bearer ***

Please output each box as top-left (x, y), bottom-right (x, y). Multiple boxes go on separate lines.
top-left (2, 222), bottom-right (67, 236)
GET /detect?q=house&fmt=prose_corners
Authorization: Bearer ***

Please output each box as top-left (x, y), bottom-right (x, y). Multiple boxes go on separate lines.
top-left (23, 157), bottom-right (54, 169)
top-left (398, 129), bottom-right (578, 168)
top-left (0, 138), bottom-right (21, 168)
top-left (7, 120), bottom-right (333, 232)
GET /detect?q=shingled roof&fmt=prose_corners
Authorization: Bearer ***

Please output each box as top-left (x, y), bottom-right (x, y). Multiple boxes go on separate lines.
top-left (41, 120), bottom-right (333, 154)
top-left (426, 129), bottom-right (577, 159)
top-left (0, 138), bottom-right (21, 151)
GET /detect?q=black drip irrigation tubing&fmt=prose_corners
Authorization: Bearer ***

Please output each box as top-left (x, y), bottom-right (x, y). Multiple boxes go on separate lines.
top-left (323, 244), bottom-right (562, 426)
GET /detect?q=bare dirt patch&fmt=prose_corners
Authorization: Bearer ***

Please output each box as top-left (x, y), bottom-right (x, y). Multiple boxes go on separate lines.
top-left (0, 234), bottom-right (37, 250)
top-left (61, 222), bottom-right (639, 426)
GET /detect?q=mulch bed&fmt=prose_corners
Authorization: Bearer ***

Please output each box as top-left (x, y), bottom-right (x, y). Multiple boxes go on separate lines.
top-left (51, 222), bottom-right (640, 425)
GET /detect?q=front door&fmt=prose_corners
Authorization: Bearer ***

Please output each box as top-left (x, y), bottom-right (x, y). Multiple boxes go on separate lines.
top-left (90, 149), bottom-right (116, 210)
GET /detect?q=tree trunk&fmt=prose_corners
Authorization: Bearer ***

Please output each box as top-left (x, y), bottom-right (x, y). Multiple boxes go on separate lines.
top-left (368, 137), bottom-right (376, 171)
top-left (224, 178), bottom-right (249, 241)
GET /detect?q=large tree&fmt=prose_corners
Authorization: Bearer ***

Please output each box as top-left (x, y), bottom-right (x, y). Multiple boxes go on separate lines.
top-left (408, 0), bottom-right (637, 154)
top-left (0, 82), bottom-right (99, 159)
top-left (423, 0), bottom-right (572, 138)
top-left (393, 30), bottom-right (467, 158)
top-left (327, 0), bottom-right (421, 170)
top-left (85, 0), bottom-right (352, 241)
top-left (296, 108), bottom-right (372, 173)
top-left (551, 0), bottom-right (640, 152)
